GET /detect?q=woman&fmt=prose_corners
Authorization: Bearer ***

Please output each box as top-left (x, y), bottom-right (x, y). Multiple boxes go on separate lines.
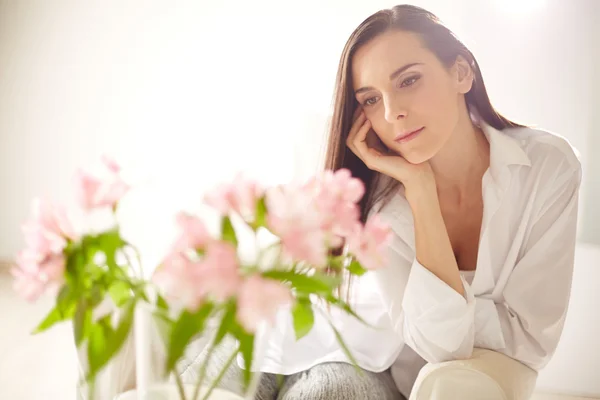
top-left (182, 4), bottom-right (581, 399)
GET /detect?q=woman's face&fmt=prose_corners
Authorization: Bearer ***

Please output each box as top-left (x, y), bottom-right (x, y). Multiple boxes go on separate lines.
top-left (351, 30), bottom-right (472, 165)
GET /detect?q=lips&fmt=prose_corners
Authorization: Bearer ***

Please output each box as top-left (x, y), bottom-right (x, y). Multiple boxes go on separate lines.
top-left (394, 127), bottom-right (424, 143)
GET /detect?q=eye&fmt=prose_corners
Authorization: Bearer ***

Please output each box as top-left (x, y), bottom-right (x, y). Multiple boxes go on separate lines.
top-left (364, 96), bottom-right (380, 106)
top-left (400, 75), bottom-right (420, 88)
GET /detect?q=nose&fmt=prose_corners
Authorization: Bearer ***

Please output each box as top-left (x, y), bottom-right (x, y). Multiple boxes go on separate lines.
top-left (384, 93), bottom-right (408, 123)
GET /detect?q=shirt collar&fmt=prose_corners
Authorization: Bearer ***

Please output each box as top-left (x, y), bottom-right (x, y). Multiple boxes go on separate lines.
top-left (476, 121), bottom-right (531, 198)
top-left (479, 121), bottom-right (531, 171)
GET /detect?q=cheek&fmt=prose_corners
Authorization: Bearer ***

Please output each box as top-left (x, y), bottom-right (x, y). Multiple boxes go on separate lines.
top-left (368, 113), bottom-right (396, 146)
top-left (416, 79), bottom-right (454, 118)
top-left (417, 79), bottom-right (460, 135)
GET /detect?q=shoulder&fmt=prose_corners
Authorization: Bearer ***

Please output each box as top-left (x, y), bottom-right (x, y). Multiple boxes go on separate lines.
top-left (505, 126), bottom-right (582, 186)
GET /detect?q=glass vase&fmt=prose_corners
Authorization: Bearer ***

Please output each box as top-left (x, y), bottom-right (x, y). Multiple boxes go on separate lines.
top-left (113, 301), bottom-right (269, 400)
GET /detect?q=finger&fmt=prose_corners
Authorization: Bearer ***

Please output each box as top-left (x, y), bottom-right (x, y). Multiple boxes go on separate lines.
top-left (352, 119), bottom-right (372, 158)
top-left (368, 148), bottom-right (383, 158)
top-left (353, 118), bottom-right (371, 146)
top-left (346, 112), bottom-right (367, 147)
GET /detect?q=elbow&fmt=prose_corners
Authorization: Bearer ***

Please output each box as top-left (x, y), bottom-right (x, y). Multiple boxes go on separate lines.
top-left (403, 320), bottom-right (475, 364)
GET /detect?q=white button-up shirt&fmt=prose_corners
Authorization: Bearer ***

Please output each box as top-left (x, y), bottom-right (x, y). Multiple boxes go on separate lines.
top-left (249, 123), bottom-right (582, 398)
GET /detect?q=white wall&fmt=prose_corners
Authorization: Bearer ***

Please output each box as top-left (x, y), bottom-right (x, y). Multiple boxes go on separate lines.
top-left (0, 0), bottom-right (598, 395)
top-left (0, 0), bottom-right (468, 267)
top-left (536, 243), bottom-right (600, 397)
top-left (579, 0), bottom-right (600, 246)
top-left (5, 0), bottom-right (595, 254)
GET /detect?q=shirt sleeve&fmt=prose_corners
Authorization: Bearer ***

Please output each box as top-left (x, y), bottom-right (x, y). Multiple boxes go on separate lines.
top-left (486, 167), bottom-right (582, 370)
top-left (372, 166), bottom-right (581, 367)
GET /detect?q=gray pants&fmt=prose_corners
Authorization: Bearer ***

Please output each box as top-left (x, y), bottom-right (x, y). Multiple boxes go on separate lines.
top-left (179, 337), bottom-right (404, 400)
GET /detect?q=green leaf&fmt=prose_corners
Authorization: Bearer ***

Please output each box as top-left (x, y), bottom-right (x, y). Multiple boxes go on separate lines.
top-left (253, 197), bottom-right (268, 229)
top-left (276, 374), bottom-right (285, 391)
top-left (82, 229), bottom-right (128, 277)
top-left (292, 298), bottom-right (314, 340)
top-left (325, 296), bottom-right (374, 328)
top-left (111, 300), bottom-right (135, 357)
top-left (74, 298), bottom-right (92, 347)
top-left (32, 306), bottom-right (64, 334)
top-left (327, 320), bottom-right (361, 373)
top-left (95, 229), bottom-right (127, 252)
top-left (156, 293), bottom-right (169, 310)
top-left (165, 302), bottom-right (214, 373)
top-left (262, 270), bottom-right (341, 296)
top-left (108, 280), bottom-right (131, 307)
top-left (221, 216), bottom-right (238, 246)
top-left (54, 284), bottom-right (77, 321)
top-left (346, 259), bottom-right (367, 276)
top-left (233, 325), bottom-right (255, 390)
top-left (56, 284), bottom-right (73, 307)
top-left (87, 317), bottom-right (112, 380)
top-left (97, 230), bottom-right (126, 272)
top-left (151, 310), bottom-right (174, 348)
top-left (327, 255), bottom-right (345, 271)
top-left (192, 301), bottom-right (237, 395)
top-left (89, 284), bottom-right (104, 308)
top-left (214, 301), bottom-right (236, 347)
top-left (86, 300), bottom-right (135, 381)
top-left (65, 249), bottom-right (83, 278)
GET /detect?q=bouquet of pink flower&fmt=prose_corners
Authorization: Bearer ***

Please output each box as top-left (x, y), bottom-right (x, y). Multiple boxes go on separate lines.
top-left (12, 157), bottom-right (392, 400)
top-left (11, 157), bottom-right (144, 395)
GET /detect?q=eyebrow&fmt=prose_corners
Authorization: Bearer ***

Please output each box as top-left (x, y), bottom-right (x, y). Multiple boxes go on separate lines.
top-left (354, 62), bottom-right (423, 95)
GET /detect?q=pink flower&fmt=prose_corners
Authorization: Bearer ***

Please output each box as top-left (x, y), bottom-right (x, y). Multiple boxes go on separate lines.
top-left (75, 156), bottom-right (130, 211)
top-left (266, 184), bottom-right (328, 267)
top-left (12, 199), bottom-right (75, 301)
top-left (346, 214), bottom-right (392, 270)
top-left (101, 154), bottom-right (122, 174)
top-left (21, 199), bottom-right (77, 255)
top-left (171, 212), bottom-right (210, 252)
top-left (237, 275), bottom-right (293, 333)
top-left (197, 241), bottom-right (242, 302)
top-left (21, 220), bottom-right (66, 256)
top-left (153, 252), bottom-right (203, 311)
top-left (32, 198), bottom-right (78, 240)
top-left (296, 169), bottom-right (365, 247)
top-left (12, 252), bottom-right (65, 302)
top-left (316, 169), bottom-right (365, 204)
top-left (319, 200), bottom-right (361, 243)
top-left (204, 173), bottom-right (263, 220)
top-left (153, 241), bottom-right (242, 311)
top-left (279, 228), bottom-right (327, 267)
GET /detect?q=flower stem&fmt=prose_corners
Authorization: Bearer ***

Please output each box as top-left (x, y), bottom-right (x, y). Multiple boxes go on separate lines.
top-left (174, 369), bottom-right (188, 400)
top-left (191, 342), bottom-right (217, 400)
top-left (87, 378), bottom-right (95, 400)
top-left (198, 345), bottom-right (239, 400)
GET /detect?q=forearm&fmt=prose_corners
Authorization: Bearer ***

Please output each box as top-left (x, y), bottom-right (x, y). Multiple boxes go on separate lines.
top-left (406, 185), bottom-right (465, 297)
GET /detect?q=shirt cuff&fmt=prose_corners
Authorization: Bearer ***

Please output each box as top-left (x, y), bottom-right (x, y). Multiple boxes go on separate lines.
top-left (402, 258), bottom-right (475, 317)
top-left (400, 259), bottom-right (476, 351)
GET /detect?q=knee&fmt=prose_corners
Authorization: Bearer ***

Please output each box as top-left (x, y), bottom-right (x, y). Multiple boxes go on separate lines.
top-left (281, 363), bottom-right (386, 400)
top-left (411, 366), bottom-right (506, 400)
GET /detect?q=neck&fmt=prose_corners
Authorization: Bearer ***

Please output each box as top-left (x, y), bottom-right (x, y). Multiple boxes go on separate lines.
top-left (429, 107), bottom-right (490, 202)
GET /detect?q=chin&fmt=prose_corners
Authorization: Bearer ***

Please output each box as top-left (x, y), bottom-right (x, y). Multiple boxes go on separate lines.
top-left (401, 150), bottom-right (432, 165)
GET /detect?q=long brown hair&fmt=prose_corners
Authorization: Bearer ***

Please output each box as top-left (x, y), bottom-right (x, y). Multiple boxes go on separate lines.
top-left (324, 4), bottom-right (523, 220)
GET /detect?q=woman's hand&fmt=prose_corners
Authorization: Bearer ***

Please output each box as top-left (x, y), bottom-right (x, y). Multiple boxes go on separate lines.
top-left (346, 108), bottom-right (434, 194)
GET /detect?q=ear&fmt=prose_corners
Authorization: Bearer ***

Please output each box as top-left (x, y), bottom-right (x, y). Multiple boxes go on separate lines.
top-left (453, 55), bottom-right (474, 94)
